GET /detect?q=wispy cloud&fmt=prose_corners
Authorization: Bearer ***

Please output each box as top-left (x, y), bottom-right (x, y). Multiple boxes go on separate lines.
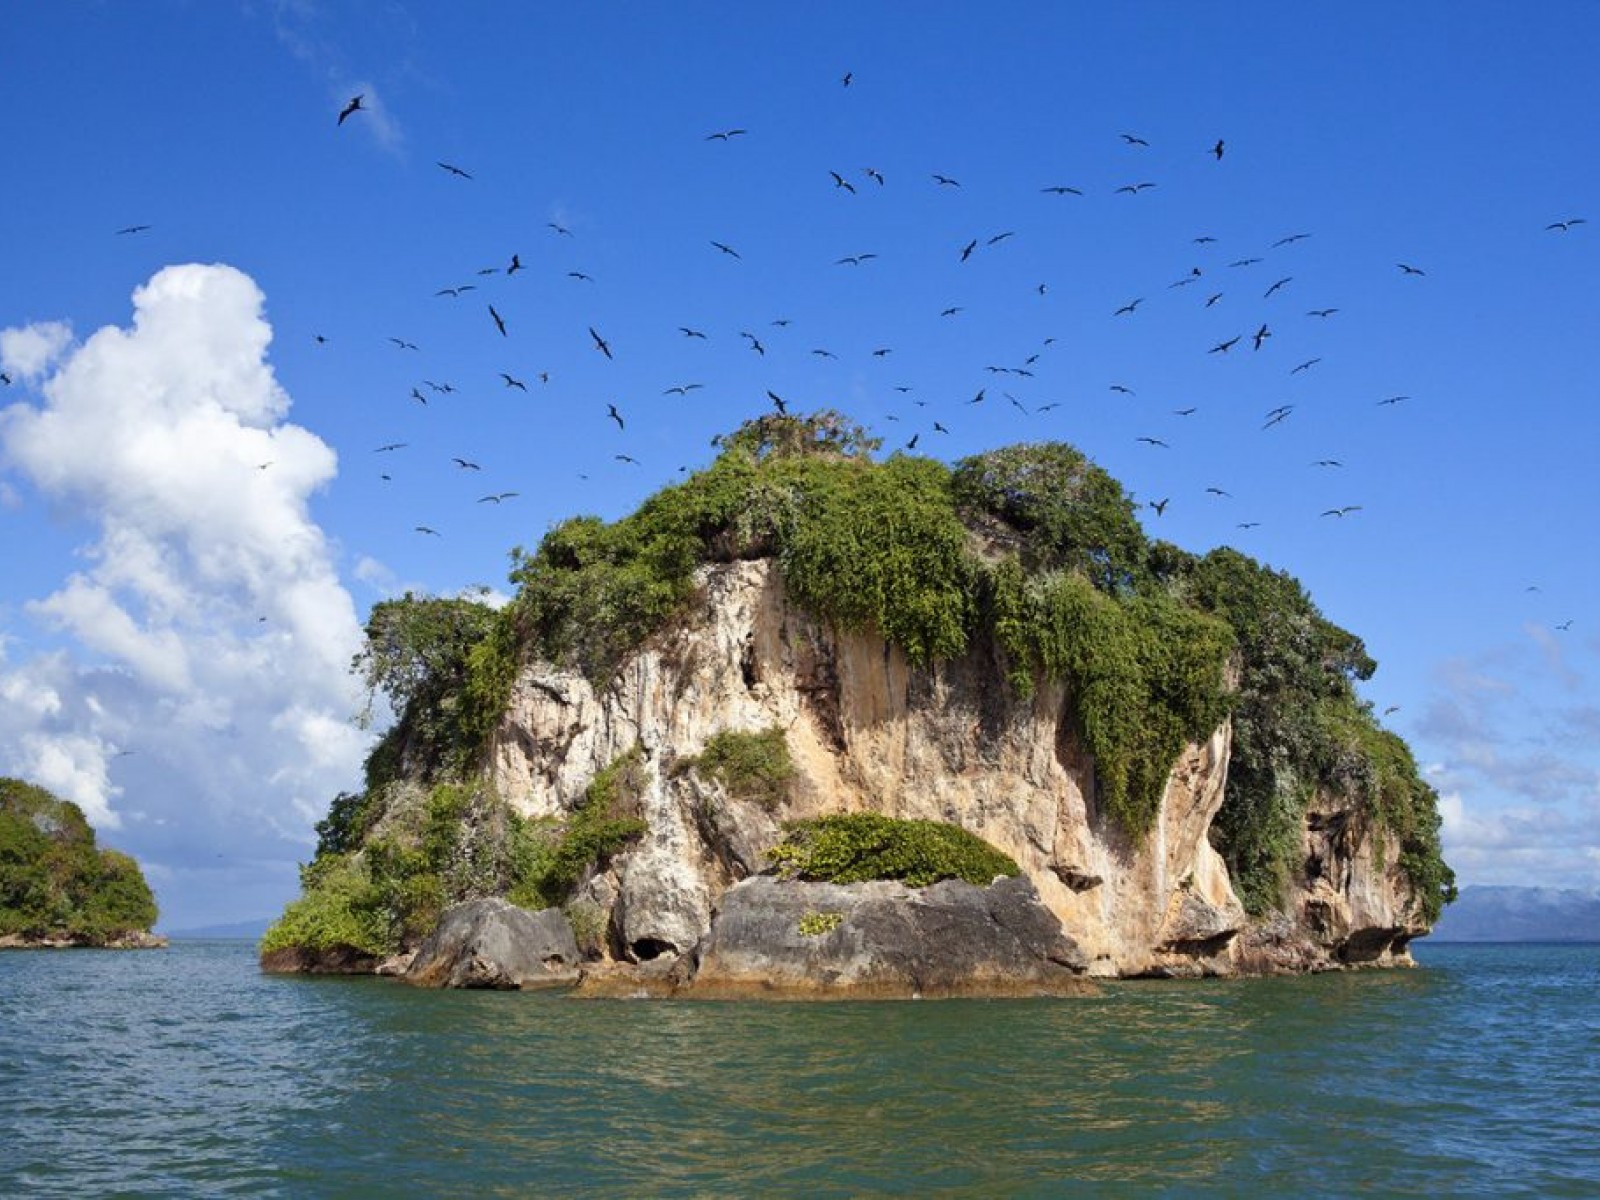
top-left (1419, 637), bottom-right (1600, 888)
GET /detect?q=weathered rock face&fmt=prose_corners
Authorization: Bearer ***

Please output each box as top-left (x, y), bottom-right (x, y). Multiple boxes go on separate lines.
top-left (488, 559), bottom-right (1425, 978)
top-left (686, 875), bottom-right (1087, 998)
top-left (260, 943), bottom-right (381, 975)
top-left (404, 898), bottom-right (582, 989)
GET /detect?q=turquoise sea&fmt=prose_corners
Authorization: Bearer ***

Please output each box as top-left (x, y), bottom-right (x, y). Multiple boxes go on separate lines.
top-left (2, 940), bottom-right (1595, 1197)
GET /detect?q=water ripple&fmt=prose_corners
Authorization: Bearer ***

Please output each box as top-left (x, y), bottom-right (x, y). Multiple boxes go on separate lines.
top-left (1, 942), bottom-right (1596, 1196)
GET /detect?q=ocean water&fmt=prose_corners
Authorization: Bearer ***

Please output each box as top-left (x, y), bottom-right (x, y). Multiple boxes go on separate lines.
top-left (2, 941), bottom-right (1596, 1197)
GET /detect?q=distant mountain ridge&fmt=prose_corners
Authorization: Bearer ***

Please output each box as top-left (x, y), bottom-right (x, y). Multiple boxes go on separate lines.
top-left (165, 918), bottom-right (271, 940)
top-left (1427, 886), bottom-right (1600, 942)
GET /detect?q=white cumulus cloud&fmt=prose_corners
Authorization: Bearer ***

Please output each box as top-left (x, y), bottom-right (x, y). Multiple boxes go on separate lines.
top-left (0, 264), bottom-right (369, 925)
top-left (0, 320), bottom-right (73, 381)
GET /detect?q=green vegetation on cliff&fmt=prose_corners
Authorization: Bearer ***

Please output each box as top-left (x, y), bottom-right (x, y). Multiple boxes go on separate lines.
top-left (0, 777), bottom-right (158, 943)
top-left (770, 813), bottom-right (1021, 888)
top-left (304, 410), bottom-right (1451, 939)
top-left (262, 749), bottom-right (649, 957)
top-left (678, 727), bottom-right (795, 810)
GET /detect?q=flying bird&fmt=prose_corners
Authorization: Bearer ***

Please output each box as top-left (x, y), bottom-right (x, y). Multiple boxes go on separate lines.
top-left (1149, 498), bottom-right (1170, 516)
top-left (615, 454), bottom-right (639, 465)
top-left (1041, 185), bottom-right (1083, 195)
top-left (501, 373), bottom-right (527, 391)
top-left (705, 128), bottom-right (747, 141)
top-left (1262, 405), bottom-right (1294, 428)
top-left (478, 492), bottom-right (519, 504)
top-left (1120, 133), bottom-right (1150, 146)
top-left (507, 254), bottom-right (523, 275)
top-left (337, 94), bottom-right (364, 125)
top-left (1115, 182), bottom-right (1157, 194)
top-left (767, 391), bottom-right (788, 414)
top-left (932, 174), bottom-right (961, 187)
top-left (740, 331), bottom-right (765, 354)
top-left (1206, 487), bottom-right (1232, 498)
top-left (489, 305), bottom-right (507, 337)
top-left (590, 327), bottom-right (613, 359)
top-left (1136, 436), bottom-right (1170, 448)
top-left (415, 526), bottom-right (440, 536)
top-left (410, 387), bottom-right (428, 405)
top-left (548, 221), bottom-right (572, 235)
top-left (1264, 277), bottom-right (1293, 298)
top-left (567, 271), bottom-right (594, 282)
top-left (1273, 233), bottom-right (1312, 247)
top-left (607, 403), bottom-right (624, 430)
top-left (940, 306), bottom-right (963, 317)
top-left (1378, 395), bottom-right (1409, 406)
top-left (437, 161), bottom-right (473, 179)
top-left (933, 421), bottom-right (949, 434)
top-left (452, 458), bottom-right (480, 471)
top-left (115, 224), bottom-right (151, 235)
top-left (1115, 298), bottom-right (1144, 316)
top-left (679, 327), bottom-right (708, 338)
top-left (1397, 263), bottom-right (1426, 275)
top-left (1290, 358), bottom-right (1322, 374)
top-left (1211, 138), bottom-right (1225, 160)
top-left (864, 167), bottom-right (885, 185)
top-left (960, 239), bottom-right (978, 262)
top-left (829, 171), bottom-right (857, 194)
top-left (1252, 323), bottom-right (1271, 351)
top-left (663, 383), bottom-right (703, 395)
top-left (1546, 218), bottom-right (1587, 231)
top-left (836, 253), bottom-right (878, 266)
top-left (710, 240), bottom-right (741, 259)
top-left (1307, 308), bottom-right (1339, 318)
top-left (1210, 336), bottom-right (1241, 354)
top-left (388, 337), bottom-right (418, 350)
top-left (1321, 505), bottom-right (1363, 517)
top-left (375, 443), bottom-right (407, 453)
top-left (988, 231), bottom-right (1016, 246)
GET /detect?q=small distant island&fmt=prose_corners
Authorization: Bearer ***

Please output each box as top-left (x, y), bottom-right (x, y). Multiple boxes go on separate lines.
top-left (0, 776), bottom-right (164, 949)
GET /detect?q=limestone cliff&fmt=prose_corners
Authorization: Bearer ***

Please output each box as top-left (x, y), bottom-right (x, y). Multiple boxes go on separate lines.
top-left (265, 415), bottom-right (1452, 986)
top-left (487, 558), bottom-right (1426, 978)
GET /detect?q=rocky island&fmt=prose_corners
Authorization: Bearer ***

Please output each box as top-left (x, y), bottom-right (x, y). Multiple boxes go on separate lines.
top-left (262, 412), bottom-right (1454, 993)
top-left (0, 777), bottom-right (164, 949)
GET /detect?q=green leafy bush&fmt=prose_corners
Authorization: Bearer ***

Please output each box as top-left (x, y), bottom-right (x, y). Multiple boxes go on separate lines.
top-left (769, 813), bottom-right (1020, 888)
top-left (953, 442), bottom-right (1147, 590)
top-left (0, 777), bottom-right (158, 942)
top-left (681, 727), bottom-right (794, 809)
top-left (797, 910), bottom-right (844, 936)
top-left (353, 593), bottom-right (503, 781)
top-left (260, 854), bottom-right (391, 956)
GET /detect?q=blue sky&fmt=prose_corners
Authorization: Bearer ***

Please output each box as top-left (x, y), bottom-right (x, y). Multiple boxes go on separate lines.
top-left (2, 2), bottom-right (1595, 929)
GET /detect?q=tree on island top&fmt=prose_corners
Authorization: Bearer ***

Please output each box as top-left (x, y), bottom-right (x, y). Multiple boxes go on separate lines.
top-left (0, 777), bottom-right (159, 943)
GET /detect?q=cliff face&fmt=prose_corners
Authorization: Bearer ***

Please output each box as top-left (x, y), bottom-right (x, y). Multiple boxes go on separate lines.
top-left (487, 560), bottom-right (1427, 978)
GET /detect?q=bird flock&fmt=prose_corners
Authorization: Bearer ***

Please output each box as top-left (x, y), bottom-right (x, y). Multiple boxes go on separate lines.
top-left (72, 78), bottom-right (1585, 636)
